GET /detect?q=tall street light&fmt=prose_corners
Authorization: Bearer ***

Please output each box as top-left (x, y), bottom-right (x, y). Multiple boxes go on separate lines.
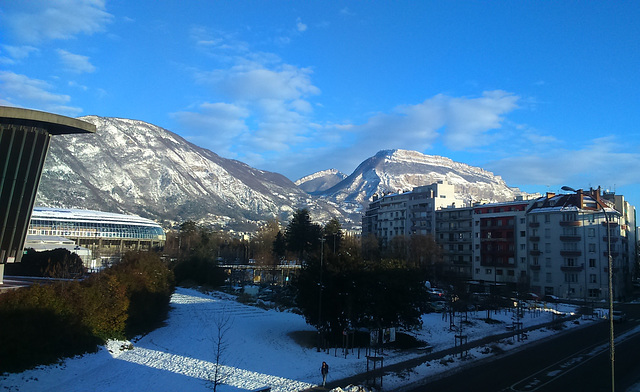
top-left (317, 237), bottom-right (326, 352)
top-left (562, 186), bottom-right (615, 391)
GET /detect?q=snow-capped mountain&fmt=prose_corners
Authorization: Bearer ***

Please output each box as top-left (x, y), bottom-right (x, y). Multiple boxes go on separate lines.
top-left (294, 169), bottom-right (348, 194)
top-left (36, 116), bottom-right (344, 230)
top-left (317, 149), bottom-right (529, 208)
top-left (36, 117), bottom-right (531, 231)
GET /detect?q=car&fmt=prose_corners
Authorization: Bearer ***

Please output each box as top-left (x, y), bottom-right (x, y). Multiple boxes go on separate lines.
top-left (610, 310), bottom-right (627, 323)
top-left (543, 295), bottom-right (559, 303)
top-left (524, 292), bottom-right (540, 301)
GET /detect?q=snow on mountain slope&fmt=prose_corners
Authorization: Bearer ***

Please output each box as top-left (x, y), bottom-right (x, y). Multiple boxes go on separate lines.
top-left (295, 169), bottom-right (348, 194)
top-left (319, 149), bottom-right (528, 207)
top-left (36, 116), bottom-right (343, 229)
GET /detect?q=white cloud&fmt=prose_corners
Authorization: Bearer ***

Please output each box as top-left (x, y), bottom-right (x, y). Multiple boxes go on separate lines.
top-left (171, 102), bottom-right (250, 153)
top-left (57, 49), bottom-right (96, 73)
top-left (486, 137), bottom-right (640, 189)
top-left (179, 59), bottom-right (321, 155)
top-left (443, 90), bottom-right (519, 149)
top-left (296, 18), bottom-right (308, 32)
top-left (3, 0), bottom-right (113, 44)
top-left (0, 71), bottom-right (81, 116)
top-left (2, 45), bottom-right (39, 61)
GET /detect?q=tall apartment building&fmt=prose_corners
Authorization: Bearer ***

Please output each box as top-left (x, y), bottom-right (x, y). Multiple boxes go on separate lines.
top-left (471, 200), bottom-right (531, 291)
top-left (526, 190), bottom-right (634, 301)
top-left (362, 182), bottom-right (637, 299)
top-left (362, 181), bottom-right (462, 246)
top-left (436, 206), bottom-right (473, 279)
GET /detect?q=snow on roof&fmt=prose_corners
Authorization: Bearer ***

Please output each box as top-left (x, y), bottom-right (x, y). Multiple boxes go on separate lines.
top-left (32, 207), bottom-right (162, 228)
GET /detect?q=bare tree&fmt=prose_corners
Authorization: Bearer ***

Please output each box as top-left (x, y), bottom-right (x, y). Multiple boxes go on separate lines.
top-left (209, 307), bottom-right (234, 392)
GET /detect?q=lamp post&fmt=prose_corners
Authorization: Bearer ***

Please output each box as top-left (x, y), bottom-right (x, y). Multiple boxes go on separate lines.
top-left (562, 186), bottom-right (614, 391)
top-left (317, 237), bottom-right (326, 352)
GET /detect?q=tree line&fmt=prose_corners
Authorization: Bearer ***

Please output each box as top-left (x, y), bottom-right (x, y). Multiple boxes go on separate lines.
top-left (165, 209), bottom-right (446, 345)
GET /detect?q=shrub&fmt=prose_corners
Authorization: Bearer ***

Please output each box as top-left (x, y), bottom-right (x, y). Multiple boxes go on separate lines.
top-left (0, 251), bottom-right (174, 373)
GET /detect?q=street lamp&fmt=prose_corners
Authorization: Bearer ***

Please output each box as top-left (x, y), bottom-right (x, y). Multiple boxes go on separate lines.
top-left (317, 237), bottom-right (326, 352)
top-left (562, 186), bottom-right (615, 391)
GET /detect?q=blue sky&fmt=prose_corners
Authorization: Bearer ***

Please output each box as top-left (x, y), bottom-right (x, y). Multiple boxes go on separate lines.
top-left (1, 1), bottom-right (639, 207)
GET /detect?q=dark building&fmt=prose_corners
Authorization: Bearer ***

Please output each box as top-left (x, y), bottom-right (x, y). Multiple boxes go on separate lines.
top-left (0, 106), bottom-right (95, 283)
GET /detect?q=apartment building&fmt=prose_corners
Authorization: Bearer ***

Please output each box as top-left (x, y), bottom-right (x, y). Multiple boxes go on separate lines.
top-left (362, 180), bottom-right (462, 246)
top-left (526, 190), bottom-right (633, 301)
top-left (362, 182), bottom-right (637, 299)
top-left (436, 206), bottom-right (473, 280)
top-left (472, 200), bottom-right (531, 291)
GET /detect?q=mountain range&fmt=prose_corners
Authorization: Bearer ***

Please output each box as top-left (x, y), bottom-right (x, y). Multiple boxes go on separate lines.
top-left (36, 116), bottom-right (529, 231)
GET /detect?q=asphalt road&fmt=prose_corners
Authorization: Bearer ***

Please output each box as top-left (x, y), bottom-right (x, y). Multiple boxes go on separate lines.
top-left (408, 304), bottom-right (640, 392)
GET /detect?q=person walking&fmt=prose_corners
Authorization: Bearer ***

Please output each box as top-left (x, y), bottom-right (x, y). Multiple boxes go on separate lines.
top-left (321, 361), bottom-right (329, 387)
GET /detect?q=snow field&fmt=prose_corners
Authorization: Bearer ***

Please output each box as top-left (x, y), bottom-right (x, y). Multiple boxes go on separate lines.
top-left (0, 288), bottom-right (595, 392)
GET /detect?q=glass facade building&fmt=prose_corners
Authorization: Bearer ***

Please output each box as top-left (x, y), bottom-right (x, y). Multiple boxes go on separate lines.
top-left (27, 207), bottom-right (165, 267)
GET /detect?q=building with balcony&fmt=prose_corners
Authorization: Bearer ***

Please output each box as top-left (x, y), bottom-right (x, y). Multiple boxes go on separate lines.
top-left (526, 189), bottom-right (631, 301)
top-left (362, 180), bottom-right (462, 247)
top-left (472, 200), bottom-right (531, 291)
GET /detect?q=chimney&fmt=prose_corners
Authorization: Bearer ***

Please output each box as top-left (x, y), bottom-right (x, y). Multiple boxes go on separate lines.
top-left (546, 192), bottom-right (555, 199)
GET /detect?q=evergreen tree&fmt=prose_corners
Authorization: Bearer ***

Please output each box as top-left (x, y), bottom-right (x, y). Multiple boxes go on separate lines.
top-left (284, 209), bottom-right (321, 261)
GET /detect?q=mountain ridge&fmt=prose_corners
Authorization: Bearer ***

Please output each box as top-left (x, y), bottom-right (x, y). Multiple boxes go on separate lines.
top-left (36, 117), bottom-right (531, 231)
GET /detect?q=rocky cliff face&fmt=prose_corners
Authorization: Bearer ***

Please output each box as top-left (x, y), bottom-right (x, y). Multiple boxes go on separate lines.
top-left (36, 116), bottom-right (344, 230)
top-left (36, 117), bottom-right (530, 231)
top-left (316, 149), bottom-right (528, 208)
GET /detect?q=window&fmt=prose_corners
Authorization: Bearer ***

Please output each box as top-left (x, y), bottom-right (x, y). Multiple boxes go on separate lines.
top-left (589, 258), bottom-right (596, 268)
top-left (486, 268), bottom-right (492, 274)
top-left (496, 269), bottom-right (503, 276)
top-left (545, 243), bottom-right (551, 253)
top-left (590, 274), bottom-right (597, 283)
top-left (545, 228), bottom-right (550, 238)
top-left (507, 270), bottom-right (515, 276)
top-left (565, 258), bottom-right (576, 267)
top-left (545, 214), bottom-right (550, 223)
top-left (533, 271), bottom-right (540, 282)
top-left (589, 243), bottom-right (596, 252)
top-left (545, 258), bottom-right (552, 267)
top-left (546, 273), bottom-right (552, 283)
top-left (588, 289), bottom-right (600, 298)
top-left (564, 273), bottom-right (578, 283)
top-left (475, 268), bottom-right (480, 274)
top-left (520, 231), bottom-right (526, 237)
top-left (520, 244), bottom-right (526, 250)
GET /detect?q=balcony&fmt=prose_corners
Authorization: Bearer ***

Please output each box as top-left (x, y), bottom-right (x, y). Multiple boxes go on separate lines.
top-left (560, 250), bottom-right (582, 257)
top-left (529, 250), bottom-right (542, 256)
top-left (529, 236), bottom-right (540, 242)
top-left (603, 236), bottom-right (619, 243)
top-left (560, 235), bottom-right (581, 242)
top-left (560, 265), bottom-right (584, 272)
top-left (603, 251), bottom-right (620, 258)
top-left (530, 265), bottom-right (541, 270)
top-left (529, 222), bottom-right (540, 228)
top-left (559, 221), bottom-right (581, 227)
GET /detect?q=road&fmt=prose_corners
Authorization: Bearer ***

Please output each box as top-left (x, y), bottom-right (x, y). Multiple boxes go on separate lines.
top-left (408, 304), bottom-right (640, 392)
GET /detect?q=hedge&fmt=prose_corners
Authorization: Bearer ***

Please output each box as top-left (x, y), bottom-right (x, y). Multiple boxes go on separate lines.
top-left (0, 251), bottom-right (174, 373)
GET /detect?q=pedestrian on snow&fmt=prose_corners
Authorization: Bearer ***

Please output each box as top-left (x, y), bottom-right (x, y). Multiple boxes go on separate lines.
top-left (321, 361), bottom-right (329, 387)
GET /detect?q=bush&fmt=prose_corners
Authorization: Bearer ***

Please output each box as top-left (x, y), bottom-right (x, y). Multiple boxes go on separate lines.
top-left (0, 251), bottom-right (174, 373)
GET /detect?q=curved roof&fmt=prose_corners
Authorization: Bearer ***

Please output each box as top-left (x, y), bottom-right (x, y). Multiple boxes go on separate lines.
top-left (0, 106), bottom-right (96, 135)
top-left (32, 207), bottom-right (162, 228)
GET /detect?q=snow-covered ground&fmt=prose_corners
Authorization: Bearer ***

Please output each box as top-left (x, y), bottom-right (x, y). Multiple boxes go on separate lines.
top-left (0, 287), bottom-right (601, 392)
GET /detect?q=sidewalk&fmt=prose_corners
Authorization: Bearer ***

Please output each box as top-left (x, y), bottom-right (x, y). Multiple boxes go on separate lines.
top-left (303, 314), bottom-right (583, 391)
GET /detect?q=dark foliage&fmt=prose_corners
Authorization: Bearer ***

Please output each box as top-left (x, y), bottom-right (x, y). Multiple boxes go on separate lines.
top-left (5, 248), bottom-right (86, 278)
top-left (0, 251), bottom-right (174, 373)
top-left (295, 255), bottom-right (430, 339)
top-left (172, 255), bottom-right (226, 288)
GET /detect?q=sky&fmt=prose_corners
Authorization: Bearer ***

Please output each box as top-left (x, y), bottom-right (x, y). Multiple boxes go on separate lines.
top-left (1, 1), bottom-right (639, 207)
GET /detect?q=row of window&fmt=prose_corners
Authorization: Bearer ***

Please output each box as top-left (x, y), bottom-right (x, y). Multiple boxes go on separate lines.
top-left (29, 219), bottom-right (164, 240)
